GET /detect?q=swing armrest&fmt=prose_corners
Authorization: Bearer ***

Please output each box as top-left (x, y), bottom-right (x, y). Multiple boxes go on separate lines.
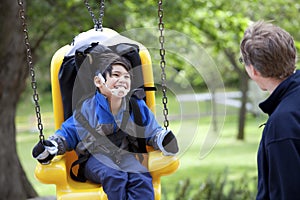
top-left (34, 155), bottom-right (68, 186)
top-left (148, 151), bottom-right (179, 178)
top-left (35, 151), bottom-right (102, 190)
top-left (34, 150), bottom-right (178, 200)
top-left (35, 151), bottom-right (179, 185)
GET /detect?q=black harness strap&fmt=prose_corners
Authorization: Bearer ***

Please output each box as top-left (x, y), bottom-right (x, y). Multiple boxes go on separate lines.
top-left (70, 97), bottom-right (146, 182)
top-left (143, 86), bottom-right (157, 91)
top-left (70, 153), bottom-right (89, 182)
top-left (71, 106), bottom-right (130, 182)
top-left (128, 98), bottom-right (147, 153)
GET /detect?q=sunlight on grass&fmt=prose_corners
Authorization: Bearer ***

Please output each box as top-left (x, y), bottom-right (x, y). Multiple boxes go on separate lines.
top-left (16, 94), bottom-right (56, 196)
top-left (17, 132), bottom-right (56, 196)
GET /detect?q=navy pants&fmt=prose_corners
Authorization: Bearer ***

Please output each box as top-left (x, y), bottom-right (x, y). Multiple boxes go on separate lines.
top-left (84, 153), bottom-right (154, 200)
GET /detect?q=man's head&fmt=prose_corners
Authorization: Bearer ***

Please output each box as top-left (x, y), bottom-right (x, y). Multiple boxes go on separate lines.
top-left (240, 21), bottom-right (296, 80)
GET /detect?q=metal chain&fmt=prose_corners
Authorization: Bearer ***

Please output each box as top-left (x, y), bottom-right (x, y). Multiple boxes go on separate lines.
top-left (98, 0), bottom-right (105, 30)
top-left (84, 0), bottom-right (105, 31)
top-left (18, 0), bottom-right (44, 142)
top-left (158, 0), bottom-right (169, 129)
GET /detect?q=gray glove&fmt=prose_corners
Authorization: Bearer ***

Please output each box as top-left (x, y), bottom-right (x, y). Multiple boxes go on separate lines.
top-left (155, 129), bottom-right (179, 156)
top-left (32, 140), bottom-right (58, 164)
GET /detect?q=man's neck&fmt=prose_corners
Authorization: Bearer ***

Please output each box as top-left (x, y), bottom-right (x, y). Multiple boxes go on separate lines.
top-left (263, 77), bottom-right (283, 94)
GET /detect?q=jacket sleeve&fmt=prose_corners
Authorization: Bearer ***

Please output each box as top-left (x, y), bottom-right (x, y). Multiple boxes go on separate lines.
top-left (266, 139), bottom-right (300, 199)
top-left (137, 99), bottom-right (178, 155)
top-left (136, 99), bottom-right (163, 140)
top-left (48, 116), bottom-right (80, 154)
top-left (261, 112), bottom-right (300, 199)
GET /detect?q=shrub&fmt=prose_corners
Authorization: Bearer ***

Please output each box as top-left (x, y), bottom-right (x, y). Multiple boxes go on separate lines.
top-left (173, 169), bottom-right (257, 200)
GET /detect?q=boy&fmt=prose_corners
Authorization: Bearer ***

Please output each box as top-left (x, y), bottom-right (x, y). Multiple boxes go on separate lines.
top-left (33, 50), bottom-right (178, 200)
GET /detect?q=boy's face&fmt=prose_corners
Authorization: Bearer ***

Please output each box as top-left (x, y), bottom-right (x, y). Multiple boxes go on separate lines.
top-left (105, 64), bottom-right (131, 97)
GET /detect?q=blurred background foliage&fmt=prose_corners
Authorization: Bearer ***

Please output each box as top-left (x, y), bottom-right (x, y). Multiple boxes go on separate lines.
top-left (25, 0), bottom-right (300, 94)
top-left (18, 0), bottom-right (300, 198)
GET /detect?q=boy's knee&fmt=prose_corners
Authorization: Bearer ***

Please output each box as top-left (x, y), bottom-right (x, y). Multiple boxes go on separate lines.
top-left (101, 168), bottom-right (128, 184)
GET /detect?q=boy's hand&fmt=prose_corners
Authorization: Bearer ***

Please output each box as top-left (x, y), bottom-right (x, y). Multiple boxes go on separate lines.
top-left (32, 140), bottom-right (58, 165)
top-left (162, 131), bottom-right (179, 155)
top-left (155, 129), bottom-right (179, 156)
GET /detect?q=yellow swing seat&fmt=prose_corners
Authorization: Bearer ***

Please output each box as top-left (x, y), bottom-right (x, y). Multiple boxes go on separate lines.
top-left (34, 29), bottom-right (179, 200)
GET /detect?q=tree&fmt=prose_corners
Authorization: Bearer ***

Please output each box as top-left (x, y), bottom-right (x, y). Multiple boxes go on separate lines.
top-left (27, 0), bottom-right (300, 143)
top-left (0, 1), bottom-right (130, 198)
top-left (0, 0), bottom-right (38, 199)
top-left (160, 1), bottom-right (251, 140)
top-left (5, 1), bottom-right (300, 197)
top-left (156, 0), bottom-right (300, 140)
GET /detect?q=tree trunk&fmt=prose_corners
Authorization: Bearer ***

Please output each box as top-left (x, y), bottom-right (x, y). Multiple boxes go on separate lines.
top-left (0, 0), bottom-right (38, 199)
top-left (223, 49), bottom-right (250, 141)
top-left (237, 72), bottom-right (249, 140)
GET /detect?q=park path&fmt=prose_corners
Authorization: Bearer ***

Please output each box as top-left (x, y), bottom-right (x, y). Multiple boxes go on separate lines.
top-left (177, 91), bottom-right (249, 108)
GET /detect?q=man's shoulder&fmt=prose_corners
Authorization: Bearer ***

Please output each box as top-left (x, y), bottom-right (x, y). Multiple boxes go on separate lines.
top-left (266, 109), bottom-right (300, 143)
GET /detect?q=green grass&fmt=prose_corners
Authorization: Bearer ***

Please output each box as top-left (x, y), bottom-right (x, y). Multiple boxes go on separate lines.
top-left (16, 93), bottom-right (267, 198)
top-left (16, 93), bottom-right (57, 195)
top-left (160, 114), bottom-right (264, 199)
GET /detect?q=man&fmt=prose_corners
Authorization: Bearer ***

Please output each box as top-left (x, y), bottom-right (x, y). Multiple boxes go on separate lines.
top-left (240, 21), bottom-right (300, 199)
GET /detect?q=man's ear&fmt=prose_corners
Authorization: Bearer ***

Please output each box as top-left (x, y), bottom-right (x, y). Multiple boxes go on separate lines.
top-left (248, 64), bottom-right (260, 77)
top-left (251, 65), bottom-right (262, 77)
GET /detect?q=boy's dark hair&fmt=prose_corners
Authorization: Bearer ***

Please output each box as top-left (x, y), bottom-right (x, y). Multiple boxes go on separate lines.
top-left (94, 52), bottom-right (133, 80)
top-left (240, 21), bottom-right (296, 79)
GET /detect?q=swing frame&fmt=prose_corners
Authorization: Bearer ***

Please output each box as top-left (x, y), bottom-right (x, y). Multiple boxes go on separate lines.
top-left (18, 0), bottom-right (179, 198)
top-left (34, 40), bottom-right (179, 200)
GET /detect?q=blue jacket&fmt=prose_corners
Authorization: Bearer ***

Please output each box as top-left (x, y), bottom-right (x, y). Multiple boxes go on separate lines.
top-left (257, 70), bottom-right (300, 200)
top-left (52, 91), bottom-right (165, 155)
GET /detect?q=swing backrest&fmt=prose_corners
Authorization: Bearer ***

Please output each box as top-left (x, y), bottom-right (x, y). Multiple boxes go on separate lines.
top-left (35, 28), bottom-right (179, 200)
top-left (59, 42), bottom-right (153, 121)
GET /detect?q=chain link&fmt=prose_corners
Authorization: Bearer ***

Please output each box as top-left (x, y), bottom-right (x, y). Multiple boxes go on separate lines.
top-left (18, 0), bottom-right (44, 142)
top-left (158, 0), bottom-right (169, 129)
top-left (84, 0), bottom-right (105, 31)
